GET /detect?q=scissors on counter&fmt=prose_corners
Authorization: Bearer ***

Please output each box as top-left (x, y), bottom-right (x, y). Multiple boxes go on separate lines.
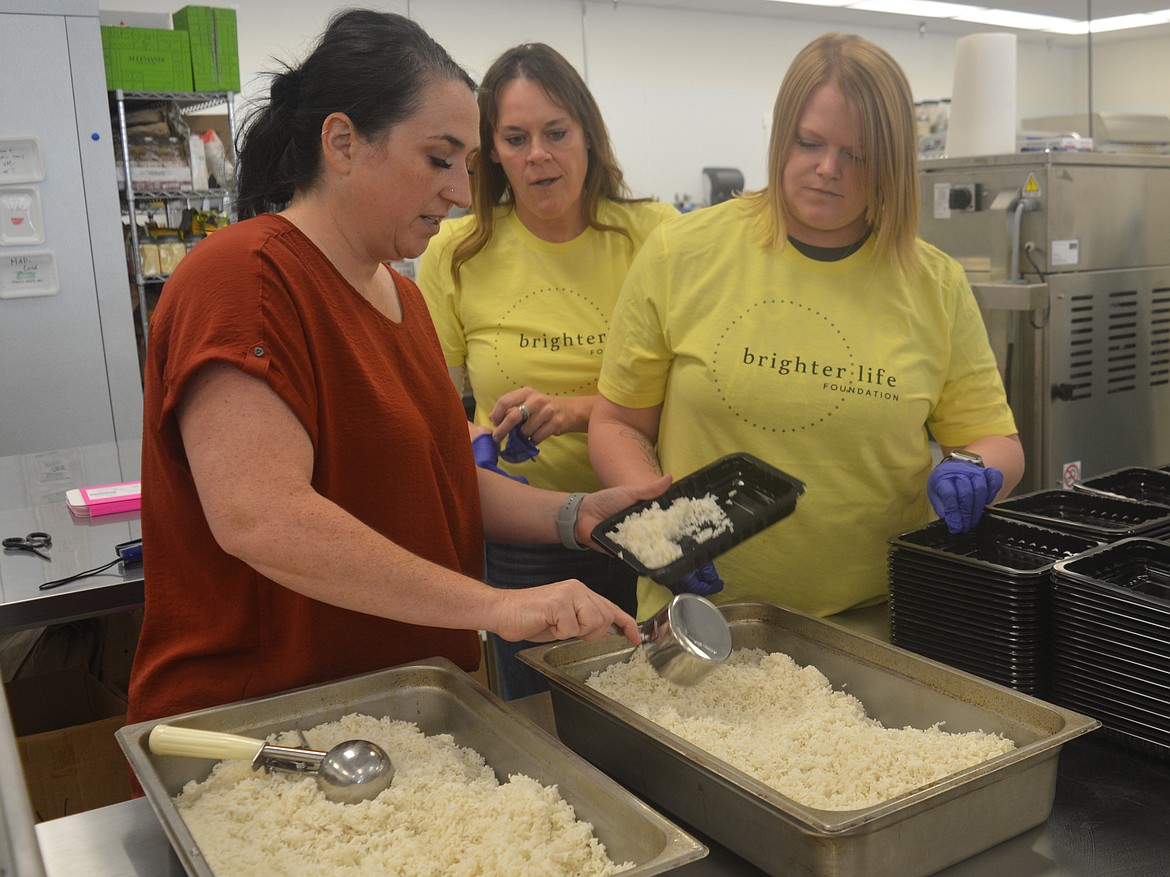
top-left (2, 532), bottom-right (51, 560)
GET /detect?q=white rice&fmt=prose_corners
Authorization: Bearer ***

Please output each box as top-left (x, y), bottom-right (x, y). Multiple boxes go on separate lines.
top-left (172, 713), bottom-right (632, 876)
top-left (606, 493), bottom-right (732, 569)
top-left (587, 648), bottom-right (1016, 811)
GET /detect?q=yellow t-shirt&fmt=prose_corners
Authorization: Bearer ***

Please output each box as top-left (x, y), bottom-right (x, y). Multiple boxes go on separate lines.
top-left (598, 198), bottom-right (1017, 619)
top-left (419, 200), bottom-right (678, 492)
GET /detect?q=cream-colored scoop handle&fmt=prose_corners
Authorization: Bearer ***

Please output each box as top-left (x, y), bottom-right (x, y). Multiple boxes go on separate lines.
top-left (149, 724), bottom-right (265, 761)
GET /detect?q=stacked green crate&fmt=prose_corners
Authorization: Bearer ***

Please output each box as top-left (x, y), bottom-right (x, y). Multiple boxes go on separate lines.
top-left (102, 27), bottom-right (193, 92)
top-left (172, 6), bottom-right (240, 92)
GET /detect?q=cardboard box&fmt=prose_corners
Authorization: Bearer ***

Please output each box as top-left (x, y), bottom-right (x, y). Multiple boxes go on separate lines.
top-left (102, 26), bottom-right (193, 92)
top-left (5, 666), bottom-right (132, 821)
top-left (172, 6), bottom-right (240, 93)
top-left (114, 135), bottom-right (192, 191)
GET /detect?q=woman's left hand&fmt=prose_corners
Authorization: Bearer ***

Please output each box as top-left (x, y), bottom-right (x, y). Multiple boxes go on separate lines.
top-left (927, 461), bottom-right (1005, 534)
top-left (489, 387), bottom-right (589, 445)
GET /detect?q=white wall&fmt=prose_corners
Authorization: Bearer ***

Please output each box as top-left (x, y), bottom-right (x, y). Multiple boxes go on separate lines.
top-left (99, 0), bottom-right (1128, 200)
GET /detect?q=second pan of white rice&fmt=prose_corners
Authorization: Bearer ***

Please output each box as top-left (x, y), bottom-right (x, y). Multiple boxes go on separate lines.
top-left (586, 648), bottom-right (1016, 811)
top-left (172, 713), bottom-right (632, 877)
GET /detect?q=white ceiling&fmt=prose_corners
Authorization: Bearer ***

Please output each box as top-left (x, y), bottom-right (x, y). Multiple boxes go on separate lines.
top-left (591, 1), bottom-right (1170, 44)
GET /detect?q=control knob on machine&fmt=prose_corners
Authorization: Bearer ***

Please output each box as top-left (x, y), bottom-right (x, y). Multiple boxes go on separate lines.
top-left (948, 185), bottom-right (976, 211)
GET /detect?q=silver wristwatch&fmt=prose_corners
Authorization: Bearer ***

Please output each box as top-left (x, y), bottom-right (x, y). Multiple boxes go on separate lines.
top-left (943, 449), bottom-right (984, 467)
top-left (556, 492), bottom-right (590, 550)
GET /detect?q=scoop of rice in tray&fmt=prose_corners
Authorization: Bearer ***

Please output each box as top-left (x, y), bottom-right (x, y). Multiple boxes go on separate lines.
top-left (606, 493), bottom-right (732, 569)
top-left (586, 648), bottom-right (1016, 811)
top-left (172, 713), bottom-right (632, 877)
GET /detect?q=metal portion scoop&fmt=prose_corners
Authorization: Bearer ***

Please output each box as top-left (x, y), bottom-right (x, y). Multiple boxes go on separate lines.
top-left (148, 724), bottom-right (394, 804)
top-left (614, 593), bottom-right (733, 686)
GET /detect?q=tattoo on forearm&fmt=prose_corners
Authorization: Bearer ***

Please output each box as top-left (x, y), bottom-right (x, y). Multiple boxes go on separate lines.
top-left (618, 426), bottom-right (662, 475)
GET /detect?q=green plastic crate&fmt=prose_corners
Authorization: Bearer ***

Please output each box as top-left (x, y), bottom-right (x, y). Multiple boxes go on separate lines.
top-left (102, 26), bottom-right (193, 93)
top-left (171, 6), bottom-right (240, 93)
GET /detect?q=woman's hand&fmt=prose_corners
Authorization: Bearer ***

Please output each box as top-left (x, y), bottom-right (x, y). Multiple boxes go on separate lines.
top-left (489, 582), bottom-right (641, 646)
top-left (489, 387), bottom-right (592, 445)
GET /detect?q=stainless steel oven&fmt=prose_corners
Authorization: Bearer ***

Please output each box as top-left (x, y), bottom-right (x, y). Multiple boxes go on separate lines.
top-left (918, 152), bottom-right (1170, 493)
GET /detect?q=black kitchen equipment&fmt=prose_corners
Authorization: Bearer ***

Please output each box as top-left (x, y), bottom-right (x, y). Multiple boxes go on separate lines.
top-left (701, 166), bottom-right (744, 205)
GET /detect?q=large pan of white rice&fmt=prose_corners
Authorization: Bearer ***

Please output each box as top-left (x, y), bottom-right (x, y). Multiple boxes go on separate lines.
top-left (518, 602), bottom-right (1099, 877)
top-left (115, 658), bottom-right (706, 877)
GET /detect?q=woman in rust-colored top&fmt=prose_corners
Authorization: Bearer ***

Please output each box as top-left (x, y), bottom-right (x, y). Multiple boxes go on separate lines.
top-left (127, 10), bottom-right (661, 726)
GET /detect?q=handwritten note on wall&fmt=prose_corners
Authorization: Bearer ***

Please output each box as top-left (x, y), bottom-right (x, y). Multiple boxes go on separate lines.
top-left (0, 251), bottom-right (59, 299)
top-left (0, 138), bottom-right (45, 185)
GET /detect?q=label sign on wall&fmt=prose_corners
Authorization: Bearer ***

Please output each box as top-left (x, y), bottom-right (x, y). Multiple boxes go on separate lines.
top-left (0, 187), bottom-right (45, 245)
top-left (1051, 240), bottom-right (1080, 267)
top-left (0, 251), bottom-right (59, 299)
top-left (0, 137), bottom-right (45, 185)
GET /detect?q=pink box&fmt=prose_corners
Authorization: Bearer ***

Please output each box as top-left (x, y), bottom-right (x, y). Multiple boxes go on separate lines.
top-left (67, 482), bottom-right (141, 518)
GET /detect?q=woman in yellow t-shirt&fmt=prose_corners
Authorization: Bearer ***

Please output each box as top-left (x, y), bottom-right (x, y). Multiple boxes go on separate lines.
top-left (589, 33), bottom-right (1025, 622)
top-left (418, 43), bottom-right (677, 699)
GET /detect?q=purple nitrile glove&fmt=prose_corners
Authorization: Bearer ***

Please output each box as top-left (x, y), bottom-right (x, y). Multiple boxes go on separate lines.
top-left (500, 425), bottom-right (540, 464)
top-left (471, 434), bottom-right (528, 484)
top-left (669, 561), bottom-right (724, 597)
top-left (927, 460), bottom-right (1005, 534)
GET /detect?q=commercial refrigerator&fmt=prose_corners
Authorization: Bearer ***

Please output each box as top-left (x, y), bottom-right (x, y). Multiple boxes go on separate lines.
top-left (918, 152), bottom-right (1170, 493)
top-left (0, 0), bottom-right (142, 456)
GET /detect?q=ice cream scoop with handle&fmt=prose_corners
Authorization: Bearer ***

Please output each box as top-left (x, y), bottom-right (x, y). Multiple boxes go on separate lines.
top-left (148, 723), bottom-right (394, 804)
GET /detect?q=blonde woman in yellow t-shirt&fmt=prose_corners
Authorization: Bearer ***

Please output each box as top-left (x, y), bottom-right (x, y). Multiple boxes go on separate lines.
top-left (418, 43), bottom-right (677, 699)
top-left (589, 33), bottom-right (1025, 622)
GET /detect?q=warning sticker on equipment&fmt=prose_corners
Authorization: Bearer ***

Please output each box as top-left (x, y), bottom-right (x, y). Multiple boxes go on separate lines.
top-left (1023, 173), bottom-right (1041, 197)
top-left (1062, 461), bottom-right (1082, 489)
top-left (1051, 239), bottom-right (1080, 266)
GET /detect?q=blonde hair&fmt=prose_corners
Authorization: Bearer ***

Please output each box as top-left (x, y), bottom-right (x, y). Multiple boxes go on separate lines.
top-left (744, 33), bottom-right (921, 277)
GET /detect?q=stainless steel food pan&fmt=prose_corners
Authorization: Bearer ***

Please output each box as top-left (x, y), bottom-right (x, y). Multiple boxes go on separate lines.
top-left (519, 602), bottom-right (1099, 877)
top-left (116, 658), bottom-right (706, 877)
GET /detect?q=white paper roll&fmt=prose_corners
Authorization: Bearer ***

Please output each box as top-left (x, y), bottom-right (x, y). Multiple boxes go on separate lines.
top-left (945, 33), bottom-right (1018, 157)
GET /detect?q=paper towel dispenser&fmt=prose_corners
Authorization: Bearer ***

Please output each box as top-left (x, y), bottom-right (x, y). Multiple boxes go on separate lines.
top-left (702, 167), bottom-right (744, 205)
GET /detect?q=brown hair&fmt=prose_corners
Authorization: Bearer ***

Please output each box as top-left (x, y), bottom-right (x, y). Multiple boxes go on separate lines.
top-left (450, 43), bottom-right (643, 286)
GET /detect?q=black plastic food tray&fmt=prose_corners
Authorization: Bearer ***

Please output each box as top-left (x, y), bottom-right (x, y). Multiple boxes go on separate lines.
top-left (889, 516), bottom-right (1098, 575)
top-left (888, 628), bottom-right (1046, 694)
top-left (1073, 466), bottom-right (1170, 507)
top-left (890, 585), bottom-right (1044, 629)
top-left (888, 553), bottom-right (1051, 605)
top-left (591, 453), bottom-right (805, 584)
top-left (888, 575), bottom-right (1046, 622)
top-left (986, 489), bottom-right (1170, 540)
top-left (1051, 538), bottom-right (1170, 605)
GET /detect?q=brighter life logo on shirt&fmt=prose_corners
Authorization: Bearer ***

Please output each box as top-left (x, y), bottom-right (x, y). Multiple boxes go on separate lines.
top-left (712, 297), bottom-right (901, 434)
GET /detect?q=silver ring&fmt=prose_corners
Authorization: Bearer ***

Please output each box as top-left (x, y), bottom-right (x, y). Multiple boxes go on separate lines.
top-left (517, 403), bottom-right (530, 424)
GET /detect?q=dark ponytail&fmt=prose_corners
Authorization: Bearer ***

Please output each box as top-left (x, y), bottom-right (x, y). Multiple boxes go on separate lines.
top-left (236, 9), bottom-right (475, 219)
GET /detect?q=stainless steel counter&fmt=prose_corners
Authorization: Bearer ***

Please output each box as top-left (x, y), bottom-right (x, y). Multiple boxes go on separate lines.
top-left (0, 441), bottom-right (143, 634)
top-left (24, 604), bottom-right (1170, 877)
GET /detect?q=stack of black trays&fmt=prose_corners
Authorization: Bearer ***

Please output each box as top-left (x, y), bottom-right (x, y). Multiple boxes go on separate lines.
top-left (1050, 539), bottom-right (1170, 760)
top-left (888, 516), bottom-right (1099, 696)
top-left (985, 488), bottom-right (1170, 542)
top-left (1072, 465), bottom-right (1170, 509)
